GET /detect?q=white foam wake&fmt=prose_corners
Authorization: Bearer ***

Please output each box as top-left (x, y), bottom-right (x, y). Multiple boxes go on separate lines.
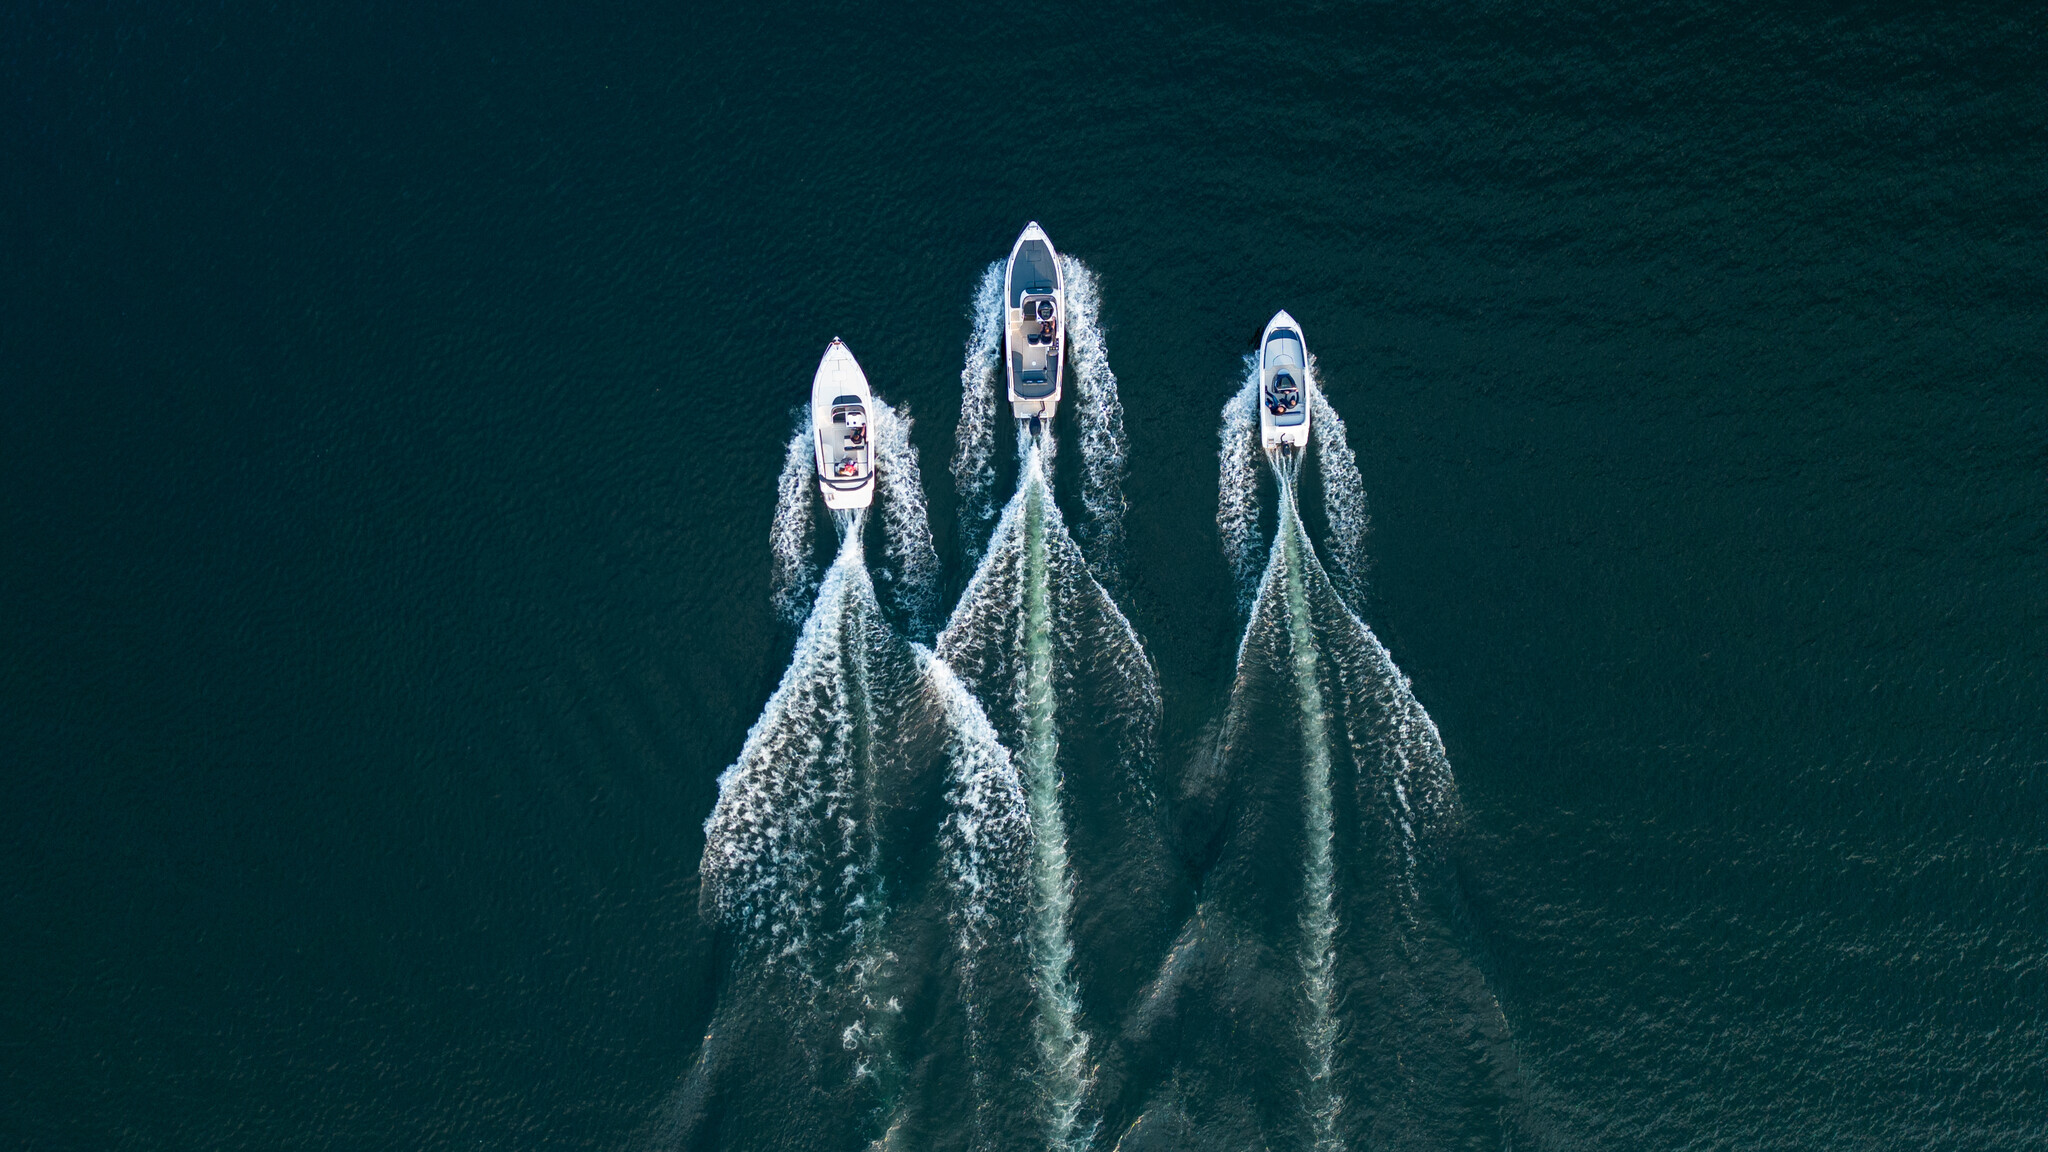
top-left (950, 261), bottom-right (1006, 558)
top-left (1057, 255), bottom-right (1130, 586)
top-left (703, 526), bottom-right (872, 973)
top-left (1275, 461), bottom-right (1346, 1152)
top-left (871, 398), bottom-right (940, 639)
top-left (1218, 357), bottom-right (1265, 614)
top-left (1119, 381), bottom-right (1513, 1147)
top-left (922, 650), bottom-right (1034, 1148)
top-left (974, 449), bottom-right (1092, 1151)
top-left (693, 503), bottom-right (1057, 1149)
top-left (770, 417), bottom-right (819, 627)
top-left (936, 441), bottom-right (1167, 1152)
top-left (1307, 363), bottom-right (1370, 609)
top-left (1269, 438), bottom-right (1465, 1014)
top-left (946, 432), bottom-right (1161, 804)
top-left (1017, 458), bottom-right (1092, 1152)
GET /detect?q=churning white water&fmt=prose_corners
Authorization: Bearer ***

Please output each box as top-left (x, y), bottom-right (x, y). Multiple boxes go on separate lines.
top-left (1017, 458), bottom-right (1092, 1152)
top-left (943, 443), bottom-right (1094, 1151)
top-left (937, 414), bottom-right (1167, 1149)
top-left (1273, 458), bottom-right (1345, 1152)
top-left (871, 400), bottom-right (939, 638)
top-left (1217, 358), bottom-right (1265, 614)
top-left (702, 520), bottom-right (875, 973)
top-left (1306, 363), bottom-right (1370, 610)
top-left (770, 418), bottom-right (820, 627)
top-left (1168, 379), bottom-right (1486, 1146)
top-left (950, 261), bottom-right (1006, 557)
top-left (1057, 256), bottom-right (1130, 586)
top-left (699, 482), bottom-right (1043, 1149)
top-left (922, 650), bottom-right (1035, 1148)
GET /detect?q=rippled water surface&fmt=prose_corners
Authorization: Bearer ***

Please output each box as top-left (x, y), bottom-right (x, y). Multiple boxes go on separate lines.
top-left (4, 2), bottom-right (2043, 1149)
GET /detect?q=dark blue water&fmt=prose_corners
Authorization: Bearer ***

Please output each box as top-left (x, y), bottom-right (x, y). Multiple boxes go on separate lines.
top-left (5, 2), bottom-right (2043, 1148)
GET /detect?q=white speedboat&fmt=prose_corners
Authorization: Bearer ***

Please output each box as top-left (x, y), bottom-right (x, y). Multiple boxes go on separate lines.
top-left (1004, 222), bottom-right (1064, 423)
top-left (811, 339), bottom-right (876, 510)
top-left (1258, 310), bottom-right (1311, 454)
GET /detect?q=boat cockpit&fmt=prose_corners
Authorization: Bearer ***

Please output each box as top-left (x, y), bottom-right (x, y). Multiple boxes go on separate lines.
top-left (1266, 372), bottom-right (1306, 424)
top-left (825, 396), bottom-right (871, 482)
top-left (1265, 328), bottom-right (1307, 427)
top-left (1022, 296), bottom-right (1059, 346)
top-left (1012, 292), bottom-right (1060, 398)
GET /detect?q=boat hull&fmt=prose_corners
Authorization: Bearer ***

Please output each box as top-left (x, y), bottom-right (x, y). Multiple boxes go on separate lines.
top-left (1004, 222), bottom-right (1064, 421)
top-left (810, 340), bottom-right (876, 510)
top-left (1258, 310), bottom-right (1312, 453)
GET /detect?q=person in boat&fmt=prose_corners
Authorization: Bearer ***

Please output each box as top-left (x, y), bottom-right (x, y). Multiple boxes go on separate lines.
top-left (834, 459), bottom-right (859, 478)
top-left (1270, 372), bottom-right (1299, 413)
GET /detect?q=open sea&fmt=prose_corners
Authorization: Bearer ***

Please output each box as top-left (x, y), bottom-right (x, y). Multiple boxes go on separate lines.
top-left (4, 2), bottom-right (2043, 1149)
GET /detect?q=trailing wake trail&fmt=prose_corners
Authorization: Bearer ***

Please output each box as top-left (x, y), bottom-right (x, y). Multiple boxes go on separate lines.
top-left (664, 425), bottom-right (1037, 1152)
top-left (938, 430), bottom-right (1172, 1152)
top-left (689, 516), bottom-right (925, 1150)
top-left (1275, 459), bottom-right (1345, 1152)
top-left (1014, 453), bottom-right (1088, 1149)
top-left (1114, 396), bottom-right (1538, 1152)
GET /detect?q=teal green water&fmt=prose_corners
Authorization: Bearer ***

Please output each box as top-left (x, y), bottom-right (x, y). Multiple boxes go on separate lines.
top-left (4, 1), bottom-right (2043, 1148)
